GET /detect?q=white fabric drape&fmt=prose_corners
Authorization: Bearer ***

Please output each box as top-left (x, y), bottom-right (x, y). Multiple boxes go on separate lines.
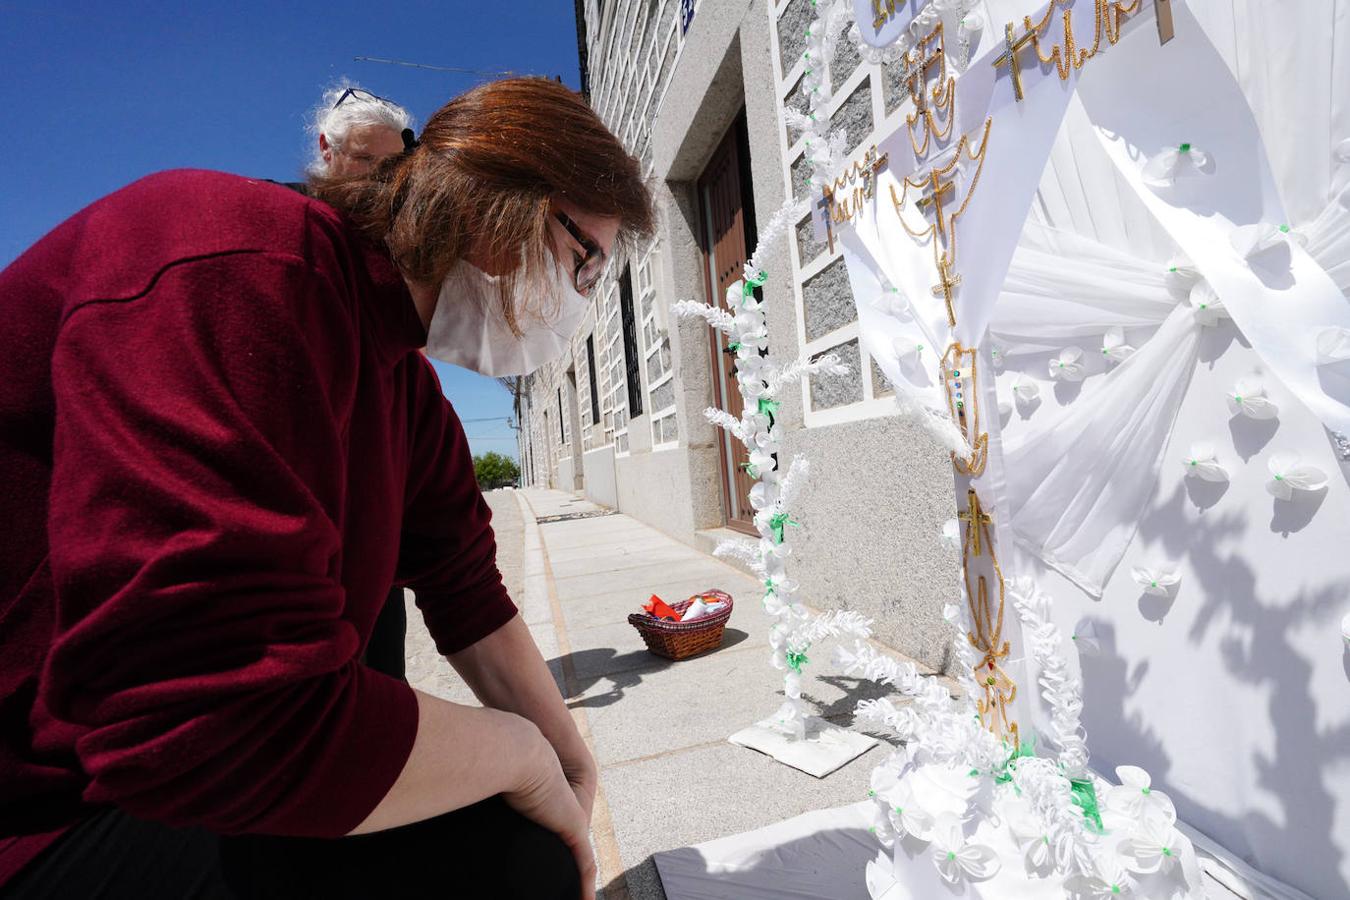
top-left (993, 230), bottom-right (1201, 596)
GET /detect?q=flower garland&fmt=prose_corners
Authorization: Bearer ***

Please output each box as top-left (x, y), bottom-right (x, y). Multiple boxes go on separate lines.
top-left (673, 197), bottom-right (871, 739)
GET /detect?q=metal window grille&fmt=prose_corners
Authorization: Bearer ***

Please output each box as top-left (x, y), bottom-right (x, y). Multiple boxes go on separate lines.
top-left (619, 266), bottom-right (644, 417)
top-left (586, 334), bottom-right (601, 424)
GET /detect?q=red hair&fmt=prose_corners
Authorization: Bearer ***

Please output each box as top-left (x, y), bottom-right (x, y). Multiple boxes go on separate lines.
top-left (311, 77), bottom-right (654, 334)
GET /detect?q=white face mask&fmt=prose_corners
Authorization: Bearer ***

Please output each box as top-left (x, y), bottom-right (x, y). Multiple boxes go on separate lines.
top-left (424, 258), bottom-right (589, 377)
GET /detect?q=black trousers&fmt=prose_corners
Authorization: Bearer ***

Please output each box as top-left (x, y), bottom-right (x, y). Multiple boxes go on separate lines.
top-left (364, 586), bottom-right (408, 680)
top-left (2, 796), bottom-right (581, 899)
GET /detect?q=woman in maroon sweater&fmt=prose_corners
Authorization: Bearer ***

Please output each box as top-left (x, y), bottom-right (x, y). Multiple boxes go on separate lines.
top-left (0, 78), bottom-right (651, 899)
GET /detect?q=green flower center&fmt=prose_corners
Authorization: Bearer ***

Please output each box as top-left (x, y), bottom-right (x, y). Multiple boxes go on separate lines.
top-left (1163, 847), bottom-right (1173, 857)
top-left (1141, 787), bottom-right (1151, 795)
top-left (1179, 142), bottom-right (1192, 153)
top-left (946, 851), bottom-right (956, 861)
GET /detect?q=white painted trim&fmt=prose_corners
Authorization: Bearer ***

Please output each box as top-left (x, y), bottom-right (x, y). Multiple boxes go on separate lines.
top-left (803, 395), bottom-right (898, 429)
top-left (649, 405), bottom-right (680, 452)
top-left (803, 319), bottom-right (860, 355)
top-left (798, 243), bottom-right (841, 282)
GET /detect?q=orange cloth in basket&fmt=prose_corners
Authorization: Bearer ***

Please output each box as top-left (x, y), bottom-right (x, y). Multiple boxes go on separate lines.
top-left (642, 595), bottom-right (681, 621)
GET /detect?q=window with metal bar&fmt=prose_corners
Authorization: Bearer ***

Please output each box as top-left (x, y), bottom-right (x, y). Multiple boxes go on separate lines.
top-left (586, 334), bottom-right (601, 424)
top-left (619, 266), bottom-right (644, 417)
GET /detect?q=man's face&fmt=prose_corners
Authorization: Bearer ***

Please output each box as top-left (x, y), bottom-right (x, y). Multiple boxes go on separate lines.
top-left (320, 124), bottom-right (405, 176)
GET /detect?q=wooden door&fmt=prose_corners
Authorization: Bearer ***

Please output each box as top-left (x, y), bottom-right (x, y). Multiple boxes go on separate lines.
top-left (698, 114), bottom-right (759, 533)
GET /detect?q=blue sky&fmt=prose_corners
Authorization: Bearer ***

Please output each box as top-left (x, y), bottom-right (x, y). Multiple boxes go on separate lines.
top-left (1, 0), bottom-right (584, 461)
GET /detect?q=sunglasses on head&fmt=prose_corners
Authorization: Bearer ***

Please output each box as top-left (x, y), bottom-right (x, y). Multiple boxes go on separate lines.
top-left (332, 87), bottom-right (396, 109)
top-left (555, 212), bottom-right (607, 295)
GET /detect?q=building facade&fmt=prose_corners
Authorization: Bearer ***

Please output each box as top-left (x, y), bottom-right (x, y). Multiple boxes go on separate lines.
top-left (519, 0), bottom-right (958, 668)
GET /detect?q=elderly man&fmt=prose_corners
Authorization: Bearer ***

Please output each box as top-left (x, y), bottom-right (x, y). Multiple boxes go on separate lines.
top-left (306, 83), bottom-right (418, 681)
top-left (309, 83), bottom-right (414, 177)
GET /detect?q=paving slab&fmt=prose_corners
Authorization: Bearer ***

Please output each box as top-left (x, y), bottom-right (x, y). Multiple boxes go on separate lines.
top-left (600, 741), bottom-right (879, 891)
top-left (552, 560), bottom-right (741, 608)
top-left (544, 534), bottom-right (676, 564)
top-left (552, 571), bottom-right (760, 633)
top-left (548, 542), bottom-right (709, 581)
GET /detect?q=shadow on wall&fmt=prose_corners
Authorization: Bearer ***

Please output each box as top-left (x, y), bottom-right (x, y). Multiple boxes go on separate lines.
top-left (1082, 479), bottom-right (1350, 897)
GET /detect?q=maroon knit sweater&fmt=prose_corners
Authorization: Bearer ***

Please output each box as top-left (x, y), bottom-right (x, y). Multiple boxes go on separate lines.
top-left (0, 170), bottom-right (517, 883)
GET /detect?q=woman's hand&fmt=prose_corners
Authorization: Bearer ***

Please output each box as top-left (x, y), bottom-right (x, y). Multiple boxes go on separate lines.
top-left (505, 721), bottom-right (597, 900)
top-left (560, 747), bottom-right (598, 822)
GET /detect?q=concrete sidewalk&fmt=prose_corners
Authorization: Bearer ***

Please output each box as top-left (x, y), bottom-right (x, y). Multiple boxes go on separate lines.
top-left (408, 487), bottom-right (928, 899)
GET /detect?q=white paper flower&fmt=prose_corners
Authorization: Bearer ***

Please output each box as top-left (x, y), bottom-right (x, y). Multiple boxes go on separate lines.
top-left (989, 344), bottom-right (1006, 371)
top-left (893, 336), bottom-right (927, 366)
top-left (1012, 372), bottom-right (1041, 401)
top-left (1131, 567), bottom-right (1179, 597)
top-left (998, 393), bottom-right (1013, 417)
top-left (1064, 853), bottom-right (1137, 898)
top-left (1049, 347), bottom-right (1086, 381)
top-left (1105, 766), bottom-right (1177, 825)
top-left (770, 699), bottom-right (808, 739)
top-left (1165, 255), bottom-right (1200, 292)
top-left (1315, 326), bottom-right (1350, 364)
top-left (1101, 327), bottom-right (1135, 364)
top-left (1230, 222), bottom-right (1300, 260)
top-left (940, 519), bottom-right (961, 552)
top-left (1118, 815), bottom-right (1184, 875)
top-left (930, 816), bottom-right (1000, 884)
top-left (1071, 619), bottom-right (1102, 656)
top-left (876, 774), bottom-right (938, 843)
top-left (1226, 377), bottom-right (1279, 419)
top-left (1142, 142), bottom-right (1210, 187)
top-left (1005, 802), bottom-right (1056, 871)
top-left (1266, 453), bottom-right (1329, 500)
top-left (1181, 442), bottom-right (1229, 482)
top-left (1188, 281), bottom-right (1228, 326)
top-left (872, 288), bottom-right (912, 321)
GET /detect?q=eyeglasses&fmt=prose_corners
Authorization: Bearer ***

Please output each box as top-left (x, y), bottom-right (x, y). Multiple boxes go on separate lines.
top-left (332, 87), bottom-right (396, 109)
top-left (555, 212), bottom-right (607, 295)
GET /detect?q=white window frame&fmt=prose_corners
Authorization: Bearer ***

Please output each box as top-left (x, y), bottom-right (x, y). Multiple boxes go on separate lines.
top-left (770, 0), bottom-right (896, 429)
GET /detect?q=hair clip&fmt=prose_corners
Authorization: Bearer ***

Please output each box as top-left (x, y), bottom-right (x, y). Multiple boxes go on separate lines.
top-left (401, 128), bottom-right (420, 152)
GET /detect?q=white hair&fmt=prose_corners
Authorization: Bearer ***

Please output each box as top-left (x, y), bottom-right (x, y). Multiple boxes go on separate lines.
top-left (305, 80), bottom-right (414, 175)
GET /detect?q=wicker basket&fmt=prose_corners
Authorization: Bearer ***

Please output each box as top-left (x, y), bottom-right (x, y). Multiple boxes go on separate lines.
top-left (627, 590), bottom-right (734, 661)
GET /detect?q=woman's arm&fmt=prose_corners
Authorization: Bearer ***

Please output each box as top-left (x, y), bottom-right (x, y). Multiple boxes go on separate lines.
top-left (349, 690), bottom-right (595, 898)
top-left (446, 614), bottom-right (598, 818)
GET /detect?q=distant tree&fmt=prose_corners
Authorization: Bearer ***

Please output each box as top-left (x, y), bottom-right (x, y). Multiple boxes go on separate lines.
top-left (473, 451), bottom-right (520, 489)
